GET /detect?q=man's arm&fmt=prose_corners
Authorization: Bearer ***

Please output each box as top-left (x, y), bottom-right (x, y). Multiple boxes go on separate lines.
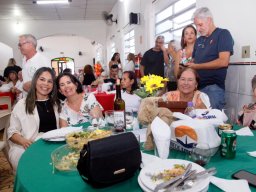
top-left (140, 65), bottom-right (145, 77)
top-left (23, 81), bottom-right (32, 92)
top-left (187, 51), bottom-right (230, 70)
top-left (161, 46), bottom-right (170, 66)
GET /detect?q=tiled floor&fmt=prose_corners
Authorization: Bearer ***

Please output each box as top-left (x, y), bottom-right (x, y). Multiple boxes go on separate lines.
top-left (0, 129), bottom-right (13, 192)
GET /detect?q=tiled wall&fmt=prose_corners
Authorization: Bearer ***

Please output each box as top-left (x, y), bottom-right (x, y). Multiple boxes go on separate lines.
top-left (225, 64), bottom-right (256, 121)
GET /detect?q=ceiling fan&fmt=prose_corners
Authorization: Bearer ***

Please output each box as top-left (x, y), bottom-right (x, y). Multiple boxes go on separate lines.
top-left (102, 11), bottom-right (117, 25)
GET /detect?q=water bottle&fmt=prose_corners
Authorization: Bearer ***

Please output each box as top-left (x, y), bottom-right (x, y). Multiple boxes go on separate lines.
top-left (184, 101), bottom-right (196, 118)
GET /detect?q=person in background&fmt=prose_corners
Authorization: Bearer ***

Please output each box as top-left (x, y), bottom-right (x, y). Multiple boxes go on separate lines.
top-left (166, 40), bottom-right (179, 91)
top-left (3, 58), bottom-right (22, 81)
top-left (238, 75), bottom-right (256, 129)
top-left (11, 70), bottom-right (23, 101)
top-left (63, 68), bottom-right (72, 74)
top-left (91, 71), bottom-right (108, 87)
top-left (140, 36), bottom-right (169, 78)
top-left (104, 65), bottom-right (118, 85)
top-left (0, 69), bottom-right (18, 92)
top-left (187, 7), bottom-right (234, 110)
top-left (83, 65), bottom-right (96, 86)
top-left (7, 67), bottom-right (61, 171)
top-left (109, 52), bottom-right (122, 77)
top-left (174, 25), bottom-right (197, 77)
top-left (124, 53), bottom-right (135, 72)
top-left (121, 71), bottom-right (141, 112)
top-left (56, 73), bottom-right (103, 127)
top-left (162, 67), bottom-right (210, 109)
top-left (19, 34), bottom-right (51, 95)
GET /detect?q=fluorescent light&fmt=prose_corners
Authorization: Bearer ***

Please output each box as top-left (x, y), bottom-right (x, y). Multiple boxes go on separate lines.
top-left (35, 0), bottom-right (70, 4)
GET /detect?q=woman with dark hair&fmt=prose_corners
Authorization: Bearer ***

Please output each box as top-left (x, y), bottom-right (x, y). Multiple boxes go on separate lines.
top-left (121, 71), bottom-right (141, 112)
top-left (3, 58), bottom-right (22, 81)
top-left (174, 25), bottom-right (197, 77)
top-left (82, 64), bottom-right (96, 85)
top-left (0, 70), bottom-right (18, 92)
top-left (56, 73), bottom-right (103, 127)
top-left (7, 67), bottom-right (61, 171)
top-left (109, 52), bottom-right (122, 77)
top-left (162, 67), bottom-right (210, 109)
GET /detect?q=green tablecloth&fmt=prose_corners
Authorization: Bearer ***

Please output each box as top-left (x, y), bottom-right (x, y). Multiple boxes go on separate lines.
top-left (14, 125), bottom-right (256, 192)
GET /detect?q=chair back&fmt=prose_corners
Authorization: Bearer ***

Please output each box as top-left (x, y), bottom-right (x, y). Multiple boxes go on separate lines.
top-left (0, 96), bottom-right (12, 112)
top-left (158, 101), bottom-right (187, 113)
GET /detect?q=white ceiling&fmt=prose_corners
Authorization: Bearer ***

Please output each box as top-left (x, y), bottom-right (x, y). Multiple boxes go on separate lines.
top-left (0, 0), bottom-right (118, 20)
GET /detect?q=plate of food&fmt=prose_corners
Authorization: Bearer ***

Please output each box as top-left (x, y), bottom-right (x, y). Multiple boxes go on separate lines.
top-left (139, 159), bottom-right (209, 192)
top-left (66, 129), bottom-right (112, 150)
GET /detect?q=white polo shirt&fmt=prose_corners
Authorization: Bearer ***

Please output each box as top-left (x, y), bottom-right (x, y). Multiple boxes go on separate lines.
top-left (121, 91), bottom-right (141, 112)
top-left (22, 52), bottom-right (50, 84)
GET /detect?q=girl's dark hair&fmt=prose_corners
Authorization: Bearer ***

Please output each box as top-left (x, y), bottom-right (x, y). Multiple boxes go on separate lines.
top-left (123, 71), bottom-right (138, 94)
top-left (177, 67), bottom-right (200, 85)
top-left (56, 73), bottom-right (83, 94)
top-left (180, 25), bottom-right (197, 49)
top-left (83, 64), bottom-right (94, 75)
top-left (111, 52), bottom-right (121, 64)
top-left (25, 67), bottom-right (61, 114)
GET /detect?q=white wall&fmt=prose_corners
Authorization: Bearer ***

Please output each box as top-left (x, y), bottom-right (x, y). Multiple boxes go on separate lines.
top-left (0, 43), bottom-right (13, 76)
top-left (197, 0), bottom-right (256, 119)
top-left (0, 20), bottom-right (107, 70)
top-left (38, 35), bottom-right (102, 73)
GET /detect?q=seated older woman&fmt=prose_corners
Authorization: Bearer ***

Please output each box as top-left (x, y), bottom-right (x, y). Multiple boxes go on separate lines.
top-left (162, 67), bottom-right (210, 109)
top-left (56, 73), bottom-right (103, 127)
top-left (7, 67), bottom-right (61, 171)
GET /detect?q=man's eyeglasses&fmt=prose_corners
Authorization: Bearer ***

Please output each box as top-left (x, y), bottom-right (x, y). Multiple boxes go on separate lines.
top-left (18, 42), bottom-right (29, 47)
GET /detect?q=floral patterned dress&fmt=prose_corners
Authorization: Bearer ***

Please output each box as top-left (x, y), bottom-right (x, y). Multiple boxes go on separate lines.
top-left (60, 93), bottom-right (103, 126)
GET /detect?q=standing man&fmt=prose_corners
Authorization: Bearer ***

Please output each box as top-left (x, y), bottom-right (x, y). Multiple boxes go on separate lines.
top-left (18, 34), bottom-right (50, 95)
top-left (140, 36), bottom-right (169, 78)
top-left (188, 7), bottom-right (233, 110)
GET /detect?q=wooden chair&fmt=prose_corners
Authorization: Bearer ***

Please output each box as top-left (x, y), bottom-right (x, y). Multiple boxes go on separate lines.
top-left (158, 101), bottom-right (187, 113)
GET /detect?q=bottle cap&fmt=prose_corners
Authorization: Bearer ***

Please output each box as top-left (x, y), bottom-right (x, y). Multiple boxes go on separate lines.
top-left (187, 101), bottom-right (193, 107)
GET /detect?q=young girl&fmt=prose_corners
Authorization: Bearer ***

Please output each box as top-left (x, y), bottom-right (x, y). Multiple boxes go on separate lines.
top-left (238, 75), bottom-right (256, 129)
top-left (121, 71), bottom-right (141, 112)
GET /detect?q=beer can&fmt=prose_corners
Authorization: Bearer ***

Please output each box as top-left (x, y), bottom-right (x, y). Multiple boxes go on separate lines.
top-left (217, 124), bottom-right (233, 137)
top-left (220, 130), bottom-right (237, 159)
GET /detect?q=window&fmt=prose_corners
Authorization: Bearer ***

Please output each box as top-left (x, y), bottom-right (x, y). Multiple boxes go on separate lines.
top-left (111, 42), bottom-right (115, 57)
top-left (155, 0), bottom-right (196, 44)
top-left (124, 29), bottom-right (135, 58)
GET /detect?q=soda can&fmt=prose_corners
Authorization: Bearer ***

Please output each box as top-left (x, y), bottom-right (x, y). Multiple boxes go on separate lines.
top-left (217, 124), bottom-right (233, 137)
top-left (220, 130), bottom-right (237, 159)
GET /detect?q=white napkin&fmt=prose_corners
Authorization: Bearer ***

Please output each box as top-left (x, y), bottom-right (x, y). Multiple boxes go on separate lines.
top-left (247, 151), bottom-right (256, 157)
top-left (151, 116), bottom-right (171, 159)
top-left (210, 176), bottom-right (250, 192)
top-left (42, 126), bottom-right (83, 140)
top-left (141, 152), bottom-right (160, 168)
top-left (236, 127), bottom-right (254, 136)
top-left (172, 112), bottom-right (193, 120)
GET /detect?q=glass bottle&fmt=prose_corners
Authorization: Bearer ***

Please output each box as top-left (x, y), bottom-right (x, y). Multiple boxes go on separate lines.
top-left (184, 101), bottom-right (196, 118)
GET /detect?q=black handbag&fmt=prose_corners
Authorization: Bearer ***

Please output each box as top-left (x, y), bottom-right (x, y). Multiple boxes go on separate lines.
top-left (77, 132), bottom-right (141, 187)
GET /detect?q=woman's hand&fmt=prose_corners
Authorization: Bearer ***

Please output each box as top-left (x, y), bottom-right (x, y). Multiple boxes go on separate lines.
top-left (10, 133), bottom-right (33, 150)
top-left (19, 137), bottom-right (33, 149)
top-left (90, 106), bottom-right (103, 118)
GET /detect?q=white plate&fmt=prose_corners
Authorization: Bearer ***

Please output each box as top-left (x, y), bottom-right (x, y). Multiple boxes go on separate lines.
top-left (138, 176), bottom-right (152, 192)
top-left (139, 159), bottom-right (210, 192)
top-left (42, 126), bottom-right (82, 141)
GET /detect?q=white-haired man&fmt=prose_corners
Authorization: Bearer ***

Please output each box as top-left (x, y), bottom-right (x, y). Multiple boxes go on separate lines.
top-left (18, 34), bottom-right (51, 94)
top-left (187, 7), bottom-right (233, 110)
top-left (140, 36), bottom-right (169, 78)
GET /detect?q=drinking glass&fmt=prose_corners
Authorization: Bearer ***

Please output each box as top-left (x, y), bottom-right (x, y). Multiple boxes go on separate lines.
top-left (125, 109), bottom-right (134, 130)
top-left (190, 143), bottom-right (211, 167)
top-left (105, 110), bottom-right (114, 128)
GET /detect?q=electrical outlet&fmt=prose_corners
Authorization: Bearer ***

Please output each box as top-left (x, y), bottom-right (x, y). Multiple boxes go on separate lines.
top-left (242, 46), bottom-right (250, 58)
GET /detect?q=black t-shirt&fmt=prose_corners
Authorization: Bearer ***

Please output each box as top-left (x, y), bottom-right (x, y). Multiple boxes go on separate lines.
top-left (3, 66), bottom-right (22, 78)
top-left (141, 48), bottom-right (165, 77)
top-left (83, 74), bottom-right (96, 85)
top-left (36, 100), bottom-right (57, 133)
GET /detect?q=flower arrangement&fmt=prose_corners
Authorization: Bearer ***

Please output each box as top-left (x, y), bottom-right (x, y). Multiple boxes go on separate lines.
top-left (134, 74), bottom-right (168, 98)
